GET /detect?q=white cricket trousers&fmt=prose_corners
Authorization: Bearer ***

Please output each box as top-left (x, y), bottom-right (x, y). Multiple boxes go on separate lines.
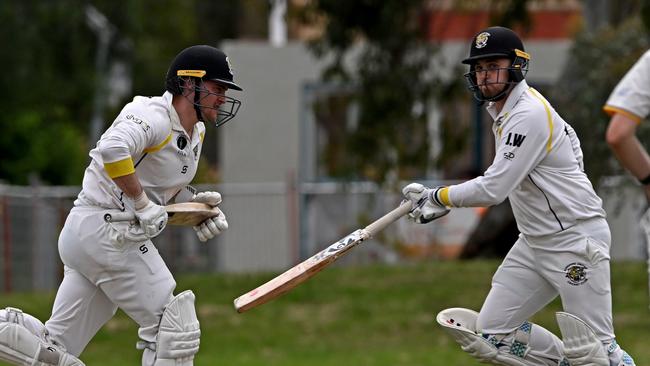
top-left (44, 206), bottom-right (176, 361)
top-left (477, 216), bottom-right (615, 341)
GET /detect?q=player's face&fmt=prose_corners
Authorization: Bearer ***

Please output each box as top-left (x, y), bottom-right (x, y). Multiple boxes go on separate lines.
top-left (474, 58), bottom-right (511, 98)
top-left (199, 81), bottom-right (228, 124)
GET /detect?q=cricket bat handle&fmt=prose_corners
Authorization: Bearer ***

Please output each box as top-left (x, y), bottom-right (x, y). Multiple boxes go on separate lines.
top-left (363, 200), bottom-right (412, 237)
top-left (103, 211), bottom-right (136, 223)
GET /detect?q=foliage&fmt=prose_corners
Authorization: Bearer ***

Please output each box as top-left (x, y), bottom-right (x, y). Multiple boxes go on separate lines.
top-left (3, 260), bottom-right (648, 365)
top-left (552, 18), bottom-right (650, 186)
top-left (296, 0), bottom-right (438, 182)
top-left (296, 0), bottom-right (543, 183)
top-left (0, 2), bottom-right (94, 185)
top-left (0, 0), bottom-right (258, 185)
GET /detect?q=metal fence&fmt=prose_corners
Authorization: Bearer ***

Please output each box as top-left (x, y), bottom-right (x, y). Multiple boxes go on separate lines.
top-left (0, 184), bottom-right (221, 292)
top-left (0, 181), bottom-right (483, 292)
top-left (1, 177), bottom-right (646, 293)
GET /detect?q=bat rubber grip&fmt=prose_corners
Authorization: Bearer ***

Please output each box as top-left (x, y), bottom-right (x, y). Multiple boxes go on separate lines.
top-left (104, 211), bottom-right (136, 223)
top-left (363, 201), bottom-right (412, 237)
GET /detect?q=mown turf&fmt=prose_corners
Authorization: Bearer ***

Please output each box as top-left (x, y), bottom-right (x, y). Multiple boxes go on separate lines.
top-left (2, 260), bottom-right (648, 365)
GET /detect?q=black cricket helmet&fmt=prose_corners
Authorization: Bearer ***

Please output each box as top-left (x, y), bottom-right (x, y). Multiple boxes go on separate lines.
top-left (462, 26), bottom-right (530, 102)
top-left (166, 45), bottom-right (243, 127)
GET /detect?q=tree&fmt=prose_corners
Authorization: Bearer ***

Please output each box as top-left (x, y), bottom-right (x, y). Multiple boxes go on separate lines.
top-left (552, 17), bottom-right (650, 186)
top-left (0, 0), bottom-right (262, 185)
top-left (295, 0), bottom-right (439, 182)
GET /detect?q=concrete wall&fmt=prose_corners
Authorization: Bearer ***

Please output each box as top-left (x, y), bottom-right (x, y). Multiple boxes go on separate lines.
top-left (217, 42), bottom-right (326, 272)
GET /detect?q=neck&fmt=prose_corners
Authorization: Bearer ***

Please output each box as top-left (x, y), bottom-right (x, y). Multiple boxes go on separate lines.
top-left (493, 98), bottom-right (507, 115)
top-left (491, 84), bottom-right (515, 114)
top-left (172, 95), bottom-right (198, 135)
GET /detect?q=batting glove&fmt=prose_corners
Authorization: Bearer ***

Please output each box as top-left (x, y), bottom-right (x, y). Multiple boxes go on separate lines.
top-left (194, 214), bottom-right (229, 242)
top-left (191, 191), bottom-right (222, 207)
top-left (402, 183), bottom-right (450, 224)
top-left (132, 192), bottom-right (168, 239)
top-left (191, 191), bottom-right (228, 242)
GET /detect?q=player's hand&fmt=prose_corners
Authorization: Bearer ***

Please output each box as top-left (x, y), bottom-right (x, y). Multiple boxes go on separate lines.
top-left (192, 191), bottom-right (227, 241)
top-left (402, 183), bottom-right (450, 224)
top-left (191, 191), bottom-right (222, 207)
top-left (133, 193), bottom-right (168, 238)
top-left (194, 213), bottom-right (228, 242)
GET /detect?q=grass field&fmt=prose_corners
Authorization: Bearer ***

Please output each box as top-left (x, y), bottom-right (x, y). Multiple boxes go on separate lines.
top-left (2, 260), bottom-right (649, 365)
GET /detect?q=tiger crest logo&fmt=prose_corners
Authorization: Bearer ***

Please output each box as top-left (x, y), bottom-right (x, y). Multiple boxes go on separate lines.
top-left (475, 32), bottom-right (491, 49)
top-left (564, 262), bottom-right (588, 286)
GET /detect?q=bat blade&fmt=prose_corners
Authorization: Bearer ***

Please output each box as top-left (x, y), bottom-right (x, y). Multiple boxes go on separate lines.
top-left (103, 202), bottom-right (221, 226)
top-left (233, 201), bottom-right (412, 313)
top-left (165, 202), bottom-right (222, 226)
top-left (233, 229), bottom-right (367, 313)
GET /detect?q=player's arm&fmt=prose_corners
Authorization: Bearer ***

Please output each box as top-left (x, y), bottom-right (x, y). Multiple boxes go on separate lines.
top-left (99, 116), bottom-right (171, 238)
top-left (605, 112), bottom-right (650, 199)
top-left (444, 110), bottom-right (548, 207)
top-left (403, 109), bottom-right (548, 222)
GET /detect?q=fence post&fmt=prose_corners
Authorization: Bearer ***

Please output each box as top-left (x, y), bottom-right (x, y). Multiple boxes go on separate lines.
top-left (2, 196), bottom-right (12, 293)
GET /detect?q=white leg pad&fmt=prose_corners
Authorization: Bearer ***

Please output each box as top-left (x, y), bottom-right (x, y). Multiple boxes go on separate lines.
top-left (151, 290), bottom-right (201, 366)
top-left (0, 308), bottom-right (84, 366)
top-left (437, 308), bottom-right (566, 366)
top-left (555, 311), bottom-right (608, 366)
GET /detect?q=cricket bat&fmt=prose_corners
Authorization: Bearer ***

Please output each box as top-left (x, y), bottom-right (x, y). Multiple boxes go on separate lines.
top-left (103, 202), bottom-right (221, 226)
top-left (233, 201), bottom-right (412, 313)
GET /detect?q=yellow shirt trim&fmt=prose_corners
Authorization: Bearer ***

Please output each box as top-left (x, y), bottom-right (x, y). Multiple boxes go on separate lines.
top-left (528, 88), bottom-right (553, 153)
top-left (143, 133), bottom-right (172, 153)
top-left (200, 131), bottom-right (205, 142)
top-left (602, 105), bottom-right (642, 124)
top-left (104, 157), bottom-right (135, 178)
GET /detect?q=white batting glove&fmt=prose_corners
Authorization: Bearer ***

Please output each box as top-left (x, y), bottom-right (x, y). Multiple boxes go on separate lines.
top-left (132, 191), bottom-right (168, 239)
top-left (402, 183), bottom-right (450, 224)
top-left (194, 214), bottom-right (229, 242)
top-left (191, 191), bottom-right (227, 242)
top-left (191, 191), bottom-right (222, 207)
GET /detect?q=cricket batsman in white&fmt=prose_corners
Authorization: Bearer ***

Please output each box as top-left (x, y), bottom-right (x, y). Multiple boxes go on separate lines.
top-left (402, 26), bottom-right (635, 365)
top-left (603, 49), bottom-right (650, 308)
top-left (0, 45), bottom-right (240, 365)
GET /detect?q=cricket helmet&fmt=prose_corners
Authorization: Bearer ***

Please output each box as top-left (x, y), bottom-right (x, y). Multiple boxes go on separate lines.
top-left (165, 45), bottom-right (242, 94)
top-left (165, 45), bottom-right (243, 127)
top-left (462, 26), bottom-right (530, 102)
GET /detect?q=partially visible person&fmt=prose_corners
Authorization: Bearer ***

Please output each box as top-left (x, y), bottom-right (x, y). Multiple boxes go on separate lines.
top-left (0, 44), bottom-right (241, 366)
top-left (403, 26), bottom-right (635, 365)
top-left (604, 49), bottom-right (650, 307)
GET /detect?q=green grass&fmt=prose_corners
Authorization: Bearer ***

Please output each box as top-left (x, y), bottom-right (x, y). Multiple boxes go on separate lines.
top-left (2, 260), bottom-right (649, 365)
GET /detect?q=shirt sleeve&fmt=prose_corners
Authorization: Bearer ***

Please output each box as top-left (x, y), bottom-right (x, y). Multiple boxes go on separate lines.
top-left (98, 113), bottom-right (171, 178)
top-left (446, 107), bottom-right (551, 207)
top-left (603, 50), bottom-right (650, 122)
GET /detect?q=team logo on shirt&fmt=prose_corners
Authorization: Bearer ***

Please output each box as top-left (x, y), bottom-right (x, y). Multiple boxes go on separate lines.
top-left (564, 262), bottom-right (588, 285)
top-left (176, 136), bottom-right (189, 157)
top-left (177, 136), bottom-right (188, 150)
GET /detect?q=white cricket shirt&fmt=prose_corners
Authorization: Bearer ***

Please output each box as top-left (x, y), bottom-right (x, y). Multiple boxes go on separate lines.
top-left (75, 92), bottom-right (205, 210)
top-left (604, 49), bottom-right (650, 122)
top-left (444, 80), bottom-right (605, 236)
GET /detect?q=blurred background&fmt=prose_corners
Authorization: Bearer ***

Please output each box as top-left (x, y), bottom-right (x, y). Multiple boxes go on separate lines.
top-left (2, 0), bottom-right (649, 290)
top-left (1, 0), bottom-right (650, 364)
